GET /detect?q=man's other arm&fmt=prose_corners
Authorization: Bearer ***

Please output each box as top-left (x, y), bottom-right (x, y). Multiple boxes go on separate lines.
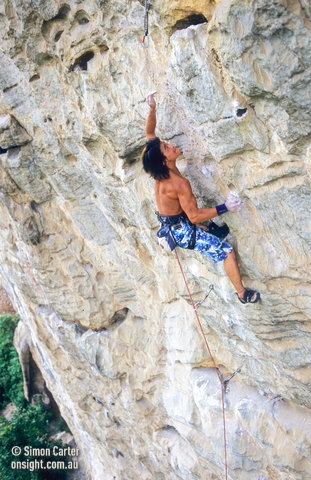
top-left (145, 93), bottom-right (157, 140)
top-left (177, 178), bottom-right (219, 223)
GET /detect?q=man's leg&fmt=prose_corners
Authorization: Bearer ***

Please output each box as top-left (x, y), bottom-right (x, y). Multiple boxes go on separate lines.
top-left (193, 228), bottom-right (246, 296)
top-left (223, 249), bottom-right (245, 298)
top-left (188, 226), bottom-right (259, 302)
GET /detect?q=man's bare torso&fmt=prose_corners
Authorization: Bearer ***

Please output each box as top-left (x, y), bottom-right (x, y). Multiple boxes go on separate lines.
top-left (155, 170), bottom-right (186, 216)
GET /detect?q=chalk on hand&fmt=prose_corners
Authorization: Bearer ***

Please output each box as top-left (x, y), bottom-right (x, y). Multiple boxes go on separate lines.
top-left (146, 91), bottom-right (157, 108)
top-left (226, 191), bottom-right (242, 212)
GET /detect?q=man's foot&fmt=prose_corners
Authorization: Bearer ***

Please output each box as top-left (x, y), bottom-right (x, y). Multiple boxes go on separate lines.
top-left (236, 288), bottom-right (260, 304)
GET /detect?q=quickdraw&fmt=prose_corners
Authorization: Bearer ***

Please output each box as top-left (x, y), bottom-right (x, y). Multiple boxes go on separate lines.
top-left (194, 284), bottom-right (214, 310)
top-left (141, 0), bottom-right (151, 48)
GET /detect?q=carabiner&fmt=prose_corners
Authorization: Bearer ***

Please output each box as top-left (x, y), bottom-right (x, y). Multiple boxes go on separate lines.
top-left (141, 34), bottom-right (149, 48)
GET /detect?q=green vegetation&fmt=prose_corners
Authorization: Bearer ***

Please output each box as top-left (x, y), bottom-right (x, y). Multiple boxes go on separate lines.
top-left (0, 314), bottom-right (68, 480)
top-left (0, 402), bottom-right (67, 480)
top-left (0, 314), bottom-right (24, 408)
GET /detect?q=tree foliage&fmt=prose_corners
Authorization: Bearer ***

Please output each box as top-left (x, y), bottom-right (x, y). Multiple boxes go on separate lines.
top-left (0, 314), bottom-right (24, 408)
top-left (0, 315), bottom-right (67, 480)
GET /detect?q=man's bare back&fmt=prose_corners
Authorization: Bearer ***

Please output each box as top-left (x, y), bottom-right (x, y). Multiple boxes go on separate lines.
top-left (155, 170), bottom-right (187, 216)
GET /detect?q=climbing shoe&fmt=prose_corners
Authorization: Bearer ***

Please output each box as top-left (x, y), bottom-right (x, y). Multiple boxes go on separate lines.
top-left (236, 288), bottom-right (260, 304)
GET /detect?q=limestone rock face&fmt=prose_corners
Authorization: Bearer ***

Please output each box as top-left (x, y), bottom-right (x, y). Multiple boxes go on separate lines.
top-left (0, 285), bottom-right (15, 314)
top-left (1, 1), bottom-right (311, 479)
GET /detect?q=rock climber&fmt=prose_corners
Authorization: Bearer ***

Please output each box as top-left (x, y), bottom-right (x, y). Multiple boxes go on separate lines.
top-left (141, 93), bottom-right (260, 304)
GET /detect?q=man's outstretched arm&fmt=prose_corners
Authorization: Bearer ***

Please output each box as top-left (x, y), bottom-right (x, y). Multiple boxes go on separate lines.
top-left (145, 93), bottom-right (157, 140)
top-left (177, 178), bottom-right (241, 223)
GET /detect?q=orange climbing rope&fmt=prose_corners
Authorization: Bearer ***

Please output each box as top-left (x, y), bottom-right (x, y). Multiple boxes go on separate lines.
top-left (174, 248), bottom-right (229, 480)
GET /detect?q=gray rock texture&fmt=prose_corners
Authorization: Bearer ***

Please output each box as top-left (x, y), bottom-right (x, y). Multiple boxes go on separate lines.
top-left (0, 0), bottom-right (311, 478)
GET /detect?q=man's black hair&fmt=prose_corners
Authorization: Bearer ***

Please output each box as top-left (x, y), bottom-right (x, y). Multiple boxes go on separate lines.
top-left (142, 137), bottom-right (170, 180)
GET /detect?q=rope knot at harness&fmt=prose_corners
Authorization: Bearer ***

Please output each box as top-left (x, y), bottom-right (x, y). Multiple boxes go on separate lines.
top-left (141, 0), bottom-right (151, 48)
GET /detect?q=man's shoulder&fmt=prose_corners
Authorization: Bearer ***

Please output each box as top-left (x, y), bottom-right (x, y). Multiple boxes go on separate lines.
top-left (173, 174), bottom-right (191, 189)
top-left (158, 172), bottom-right (190, 191)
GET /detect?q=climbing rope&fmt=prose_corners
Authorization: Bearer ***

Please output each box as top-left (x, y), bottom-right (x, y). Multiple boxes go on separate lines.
top-left (174, 248), bottom-right (229, 480)
top-left (141, 0), bottom-right (151, 48)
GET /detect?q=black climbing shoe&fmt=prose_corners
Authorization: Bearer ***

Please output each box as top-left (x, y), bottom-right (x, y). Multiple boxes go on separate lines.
top-left (236, 288), bottom-right (260, 304)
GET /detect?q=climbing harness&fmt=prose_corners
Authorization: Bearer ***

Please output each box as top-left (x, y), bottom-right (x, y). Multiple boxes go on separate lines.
top-left (141, 0), bottom-right (151, 48)
top-left (173, 248), bottom-right (229, 480)
top-left (156, 211), bottom-right (192, 252)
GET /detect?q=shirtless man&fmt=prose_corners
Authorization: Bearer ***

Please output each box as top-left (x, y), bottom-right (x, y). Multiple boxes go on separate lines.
top-left (142, 93), bottom-right (260, 304)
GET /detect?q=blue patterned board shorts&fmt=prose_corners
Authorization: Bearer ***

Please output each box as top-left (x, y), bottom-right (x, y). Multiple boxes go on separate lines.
top-left (171, 217), bottom-right (233, 263)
